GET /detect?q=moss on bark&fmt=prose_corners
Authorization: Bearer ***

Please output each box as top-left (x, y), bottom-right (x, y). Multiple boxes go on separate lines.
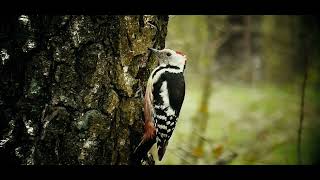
top-left (0, 15), bottom-right (169, 165)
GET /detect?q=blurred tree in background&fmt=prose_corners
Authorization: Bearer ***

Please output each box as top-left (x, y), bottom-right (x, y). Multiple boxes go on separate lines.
top-left (1, 15), bottom-right (319, 165)
top-left (161, 15), bottom-right (320, 165)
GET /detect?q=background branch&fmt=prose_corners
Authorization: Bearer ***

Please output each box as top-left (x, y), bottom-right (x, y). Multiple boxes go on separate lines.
top-left (297, 35), bottom-right (310, 165)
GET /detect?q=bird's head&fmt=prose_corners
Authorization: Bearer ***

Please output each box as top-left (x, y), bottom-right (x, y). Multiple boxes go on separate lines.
top-left (148, 48), bottom-right (187, 70)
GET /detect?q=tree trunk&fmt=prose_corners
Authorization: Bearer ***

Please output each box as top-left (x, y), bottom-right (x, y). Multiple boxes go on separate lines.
top-left (243, 15), bottom-right (253, 85)
top-left (0, 15), bottom-right (168, 165)
top-left (188, 16), bottom-right (230, 164)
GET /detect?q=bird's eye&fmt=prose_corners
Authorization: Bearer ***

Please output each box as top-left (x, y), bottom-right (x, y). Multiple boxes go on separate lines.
top-left (166, 53), bottom-right (172, 56)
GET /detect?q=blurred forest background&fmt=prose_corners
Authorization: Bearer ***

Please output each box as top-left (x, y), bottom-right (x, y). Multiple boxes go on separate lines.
top-left (0, 15), bottom-right (319, 165)
top-left (159, 15), bottom-right (320, 165)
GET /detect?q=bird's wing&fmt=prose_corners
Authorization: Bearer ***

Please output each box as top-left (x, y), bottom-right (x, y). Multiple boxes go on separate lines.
top-left (142, 78), bottom-right (156, 141)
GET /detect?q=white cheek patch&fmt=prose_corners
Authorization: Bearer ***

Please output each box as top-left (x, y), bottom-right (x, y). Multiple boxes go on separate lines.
top-left (168, 54), bottom-right (186, 69)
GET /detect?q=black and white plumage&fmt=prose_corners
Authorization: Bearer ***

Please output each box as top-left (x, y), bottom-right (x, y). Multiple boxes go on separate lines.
top-left (133, 48), bottom-right (187, 162)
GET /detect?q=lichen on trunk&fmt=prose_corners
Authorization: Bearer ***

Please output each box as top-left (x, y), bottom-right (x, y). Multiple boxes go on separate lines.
top-left (0, 15), bottom-right (169, 165)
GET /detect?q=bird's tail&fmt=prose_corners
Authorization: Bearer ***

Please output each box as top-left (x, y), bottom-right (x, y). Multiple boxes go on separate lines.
top-left (157, 140), bottom-right (168, 161)
top-left (132, 137), bottom-right (156, 164)
top-left (133, 118), bottom-right (157, 162)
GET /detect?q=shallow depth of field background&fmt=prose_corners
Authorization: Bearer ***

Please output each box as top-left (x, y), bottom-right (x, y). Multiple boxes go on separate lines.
top-left (159, 15), bottom-right (320, 165)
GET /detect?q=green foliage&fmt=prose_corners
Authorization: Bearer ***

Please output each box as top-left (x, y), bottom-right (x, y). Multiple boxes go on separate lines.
top-left (160, 78), bottom-right (320, 164)
top-left (167, 15), bottom-right (208, 72)
top-left (159, 15), bottom-right (320, 165)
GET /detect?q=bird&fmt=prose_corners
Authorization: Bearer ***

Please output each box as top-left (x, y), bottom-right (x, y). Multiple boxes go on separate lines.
top-left (133, 47), bottom-right (187, 163)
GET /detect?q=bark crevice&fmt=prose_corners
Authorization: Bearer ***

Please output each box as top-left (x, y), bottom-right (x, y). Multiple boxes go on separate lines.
top-left (0, 15), bottom-right (168, 165)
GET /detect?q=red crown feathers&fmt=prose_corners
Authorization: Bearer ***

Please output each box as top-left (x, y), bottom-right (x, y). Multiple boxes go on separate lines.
top-left (175, 51), bottom-right (185, 56)
top-left (176, 51), bottom-right (187, 60)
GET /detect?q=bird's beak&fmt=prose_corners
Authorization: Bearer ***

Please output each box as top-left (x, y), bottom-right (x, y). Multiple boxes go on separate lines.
top-left (148, 48), bottom-right (159, 53)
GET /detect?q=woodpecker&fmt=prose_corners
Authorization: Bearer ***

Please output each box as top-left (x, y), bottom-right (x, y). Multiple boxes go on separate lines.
top-left (133, 48), bottom-right (187, 163)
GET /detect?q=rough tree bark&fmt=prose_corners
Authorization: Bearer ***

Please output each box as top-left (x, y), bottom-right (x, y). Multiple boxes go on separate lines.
top-left (0, 15), bottom-right (168, 165)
